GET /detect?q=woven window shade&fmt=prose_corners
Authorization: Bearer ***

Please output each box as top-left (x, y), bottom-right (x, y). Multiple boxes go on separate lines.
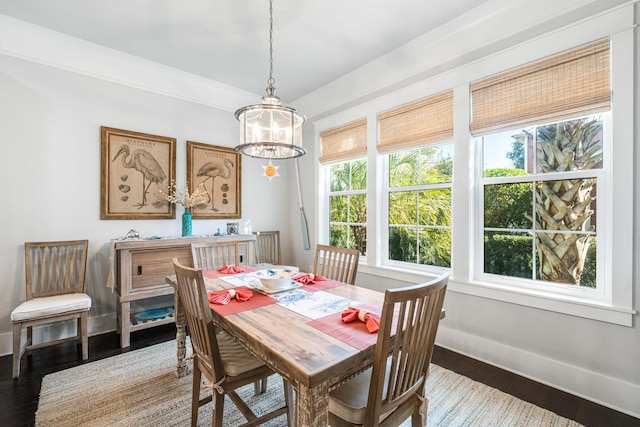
top-left (319, 119), bottom-right (367, 164)
top-left (377, 90), bottom-right (453, 154)
top-left (470, 38), bottom-right (610, 135)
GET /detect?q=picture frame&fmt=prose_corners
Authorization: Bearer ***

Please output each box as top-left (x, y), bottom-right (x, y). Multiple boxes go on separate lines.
top-left (100, 126), bottom-right (176, 220)
top-left (187, 141), bottom-right (241, 219)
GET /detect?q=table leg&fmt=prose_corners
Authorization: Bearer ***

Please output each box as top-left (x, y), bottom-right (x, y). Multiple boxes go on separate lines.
top-left (295, 382), bottom-right (329, 427)
top-left (119, 301), bottom-right (130, 348)
top-left (173, 289), bottom-right (189, 378)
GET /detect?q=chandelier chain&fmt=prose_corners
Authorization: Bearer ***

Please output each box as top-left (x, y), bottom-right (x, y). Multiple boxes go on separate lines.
top-left (268, 0), bottom-right (275, 87)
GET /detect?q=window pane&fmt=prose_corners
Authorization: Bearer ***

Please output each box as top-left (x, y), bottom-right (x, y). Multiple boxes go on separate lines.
top-left (389, 227), bottom-right (417, 263)
top-left (330, 163), bottom-right (350, 191)
top-left (330, 224), bottom-right (348, 247)
top-left (483, 129), bottom-right (534, 175)
top-left (418, 228), bottom-right (451, 267)
top-left (389, 150), bottom-right (418, 187)
top-left (535, 179), bottom-right (597, 233)
top-left (484, 231), bottom-right (533, 278)
top-left (536, 116), bottom-right (603, 174)
top-left (351, 159), bottom-right (367, 190)
top-left (389, 191), bottom-right (416, 225)
top-left (418, 189), bottom-right (451, 226)
top-left (484, 182), bottom-right (533, 229)
top-left (349, 194), bottom-right (367, 223)
top-left (329, 195), bottom-right (348, 222)
top-left (350, 225), bottom-right (367, 256)
top-left (420, 144), bottom-right (453, 184)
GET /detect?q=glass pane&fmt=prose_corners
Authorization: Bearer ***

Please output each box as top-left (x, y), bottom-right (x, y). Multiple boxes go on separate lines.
top-left (329, 195), bottom-right (348, 222)
top-left (389, 150), bottom-right (418, 187)
top-left (483, 128), bottom-right (534, 175)
top-left (389, 227), bottom-right (417, 263)
top-left (418, 228), bottom-right (451, 267)
top-left (484, 231), bottom-right (533, 278)
top-left (484, 182), bottom-right (533, 229)
top-left (330, 162), bottom-right (350, 192)
top-left (349, 225), bottom-right (367, 256)
top-left (535, 178), bottom-right (597, 233)
top-left (536, 115), bottom-right (603, 174)
top-left (330, 224), bottom-right (348, 248)
top-left (418, 189), bottom-right (451, 226)
top-left (389, 191), bottom-right (416, 225)
top-left (534, 231), bottom-right (596, 286)
top-left (351, 159), bottom-right (367, 190)
top-left (419, 143), bottom-right (453, 184)
top-left (349, 194), bottom-right (367, 223)
top-left (581, 236), bottom-right (597, 288)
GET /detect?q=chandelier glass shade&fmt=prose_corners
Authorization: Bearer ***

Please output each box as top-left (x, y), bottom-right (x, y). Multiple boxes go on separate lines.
top-left (234, 0), bottom-right (306, 159)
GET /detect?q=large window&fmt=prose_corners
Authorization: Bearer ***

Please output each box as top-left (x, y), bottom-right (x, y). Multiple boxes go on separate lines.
top-left (387, 144), bottom-right (453, 267)
top-left (328, 159), bottom-right (367, 254)
top-left (480, 115), bottom-right (603, 291)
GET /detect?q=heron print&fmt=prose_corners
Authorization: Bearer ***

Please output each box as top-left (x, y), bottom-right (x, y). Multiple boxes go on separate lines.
top-left (196, 158), bottom-right (234, 212)
top-left (112, 144), bottom-right (167, 209)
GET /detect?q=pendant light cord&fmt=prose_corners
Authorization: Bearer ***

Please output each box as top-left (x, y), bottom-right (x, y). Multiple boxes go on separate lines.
top-left (267, 0), bottom-right (275, 89)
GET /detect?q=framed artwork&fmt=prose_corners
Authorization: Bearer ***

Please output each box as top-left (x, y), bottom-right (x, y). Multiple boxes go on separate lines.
top-left (100, 126), bottom-right (176, 220)
top-left (187, 141), bottom-right (241, 219)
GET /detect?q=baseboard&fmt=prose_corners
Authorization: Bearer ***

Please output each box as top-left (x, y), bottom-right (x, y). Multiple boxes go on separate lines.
top-left (0, 313), bottom-right (116, 357)
top-left (436, 324), bottom-right (640, 419)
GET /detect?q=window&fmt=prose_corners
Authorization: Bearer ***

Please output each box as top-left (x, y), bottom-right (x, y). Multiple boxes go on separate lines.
top-left (328, 159), bottom-right (367, 254)
top-left (480, 114), bottom-right (604, 293)
top-left (386, 144), bottom-right (453, 267)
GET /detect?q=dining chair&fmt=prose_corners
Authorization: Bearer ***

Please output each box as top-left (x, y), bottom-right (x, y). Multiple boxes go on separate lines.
top-left (191, 241), bottom-right (240, 270)
top-left (313, 244), bottom-right (360, 285)
top-left (253, 231), bottom-right (281, 265)
top-left (328, 273), bottom-right (449, 427)
top-left (11, 240), bottom-right (91, 379)
top-left (171, 259), bottom-right (294, 427)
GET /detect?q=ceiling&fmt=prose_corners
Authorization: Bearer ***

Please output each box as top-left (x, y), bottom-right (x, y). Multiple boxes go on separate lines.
top-left (0, 0), bottom-right (492, 102)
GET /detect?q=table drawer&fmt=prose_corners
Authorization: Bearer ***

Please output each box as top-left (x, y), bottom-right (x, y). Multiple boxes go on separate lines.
top-left (130, 247), bottom-right (193, 290)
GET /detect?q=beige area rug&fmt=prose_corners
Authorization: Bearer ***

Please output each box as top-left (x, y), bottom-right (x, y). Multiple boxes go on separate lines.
top-left (36, 340), bottom-right (583, 427)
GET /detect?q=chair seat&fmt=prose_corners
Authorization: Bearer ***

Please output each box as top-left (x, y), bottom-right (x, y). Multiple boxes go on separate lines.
top-left (11, 293), bottom-right (91, 322)
top-left (218, 331), bottom-right (264, 376)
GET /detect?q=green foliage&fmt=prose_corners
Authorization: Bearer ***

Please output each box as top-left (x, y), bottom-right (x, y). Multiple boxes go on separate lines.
top-left (484, 233), bottom-right (533, 278)
top-left (484, 168), bottom-right (532, 229)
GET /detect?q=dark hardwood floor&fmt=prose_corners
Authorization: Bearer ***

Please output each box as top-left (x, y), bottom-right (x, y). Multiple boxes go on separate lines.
top-left (2, 324), bottom-right (638, 427)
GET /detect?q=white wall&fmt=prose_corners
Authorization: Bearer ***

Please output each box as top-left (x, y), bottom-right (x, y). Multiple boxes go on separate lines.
top-left (0, 52), bottom-right (298, 353)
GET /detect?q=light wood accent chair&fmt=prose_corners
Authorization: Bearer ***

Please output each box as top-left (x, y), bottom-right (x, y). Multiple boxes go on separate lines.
top-left (191, 241), bottom-right (240, 270)
top-left (172, 259), bottom-right (294, 427)
top-left (313, 244), bottom-right (360, 285)
top-left (328, 273), bottom-right (449, 427)
top-left (11, 240), bottom-right (91, 379)
top-left (253, 231), bottom-right (281, 265)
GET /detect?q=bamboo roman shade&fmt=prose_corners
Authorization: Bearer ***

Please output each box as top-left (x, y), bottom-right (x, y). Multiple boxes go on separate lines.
top-left (470, 38), bottom-right (611, 135)
top-left (319, 118), bottom-right (367, 164)
top-left (377, 90), bottom-right (453, 154)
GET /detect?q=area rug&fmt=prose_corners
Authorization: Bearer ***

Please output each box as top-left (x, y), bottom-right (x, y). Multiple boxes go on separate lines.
top-left (36, 340), bottom-right (583, 427)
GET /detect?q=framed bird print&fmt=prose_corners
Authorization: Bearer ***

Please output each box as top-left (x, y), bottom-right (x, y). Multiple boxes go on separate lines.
top-left (186, 141), bottom-right (241, 219)
top-left (100, 126), bottom-right (176, 220)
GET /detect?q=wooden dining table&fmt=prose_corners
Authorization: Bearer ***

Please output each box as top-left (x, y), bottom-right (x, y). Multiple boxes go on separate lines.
top-left (166, 267), bottom-right (440, 426)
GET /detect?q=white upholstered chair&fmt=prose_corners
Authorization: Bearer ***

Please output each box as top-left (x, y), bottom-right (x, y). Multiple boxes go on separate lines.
top-left (12, 240), bottom-right (91, 378)
top-left (172, 259), bottom-right (294, 426)
top-left (328, 273), bottom-right (448, 426)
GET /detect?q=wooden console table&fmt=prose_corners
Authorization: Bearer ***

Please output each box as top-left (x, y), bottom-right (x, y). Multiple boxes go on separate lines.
top-left (111, 235), bottom-right (256, 347)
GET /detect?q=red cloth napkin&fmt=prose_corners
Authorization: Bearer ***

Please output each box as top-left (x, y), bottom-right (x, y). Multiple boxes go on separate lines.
top-left (293, 273), bottom-right (327, 285)
top-left (341, 306), bottom-right (380, 333)
top-left (217, 265), bottom-right (244, 274)
top-left (208, 287), bottom-right (253, 305)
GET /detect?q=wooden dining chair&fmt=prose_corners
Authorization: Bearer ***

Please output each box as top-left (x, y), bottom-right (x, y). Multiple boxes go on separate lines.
top-left (11, 240), bottom-right (91, 379)
top-left (191, 241), bottom-right (240, 270)
top-left (313, 244), bottom-right (360, 285)
top-left (253, 231), bottom-right (281, 265)
top-left (328, 273), bottom-right (449, 427)
top-left (172, 259), bottom-right (294, 427)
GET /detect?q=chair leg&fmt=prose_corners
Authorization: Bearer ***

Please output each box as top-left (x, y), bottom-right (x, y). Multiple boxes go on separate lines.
top-left (212, 391), bottom-right (225, 427)
top-left (12, 323), bottom-right (22, 379)
top-left (80, 312), bottom-right (88, 360)
top-left (283, 378), bottom-right (295, 427)
top-left (191, 361), bottom-right (201, 427)
top-left (253, 377), bottom-right (268, 395)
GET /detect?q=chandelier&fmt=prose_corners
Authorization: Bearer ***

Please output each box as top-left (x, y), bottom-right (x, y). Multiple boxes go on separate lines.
top-left (234, 0), bottom-right (306, 159)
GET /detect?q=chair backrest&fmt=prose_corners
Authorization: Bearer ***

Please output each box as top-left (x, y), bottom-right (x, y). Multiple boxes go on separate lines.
top-left (25, 240), bottom-right (89, 300)
top-left (365, 273), bottom-right (448, 426)
top-left (172, 259), bottom-right (225, 380)
top-left (191, 241), bottom-right (240, 270)
top-left (253, 231), bottom-right (281, 265)
top-left (313, 244), bottom-right (359, 285)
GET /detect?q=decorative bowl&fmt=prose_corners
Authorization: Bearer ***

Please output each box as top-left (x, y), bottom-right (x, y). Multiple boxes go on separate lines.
top-left (257, 268), bottom-right (298, 291)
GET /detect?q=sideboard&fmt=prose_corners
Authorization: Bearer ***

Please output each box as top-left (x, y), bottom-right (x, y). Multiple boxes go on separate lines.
top-left (112, 235), bottom-right (256, 347)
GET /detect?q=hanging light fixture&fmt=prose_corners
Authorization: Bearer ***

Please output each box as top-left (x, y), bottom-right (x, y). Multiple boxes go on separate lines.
top-left (234, 0), bottom-right (306, 159)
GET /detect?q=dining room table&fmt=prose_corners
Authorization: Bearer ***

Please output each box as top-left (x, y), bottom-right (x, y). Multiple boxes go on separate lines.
top-left (165, 265), bottom-right (443, 427)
